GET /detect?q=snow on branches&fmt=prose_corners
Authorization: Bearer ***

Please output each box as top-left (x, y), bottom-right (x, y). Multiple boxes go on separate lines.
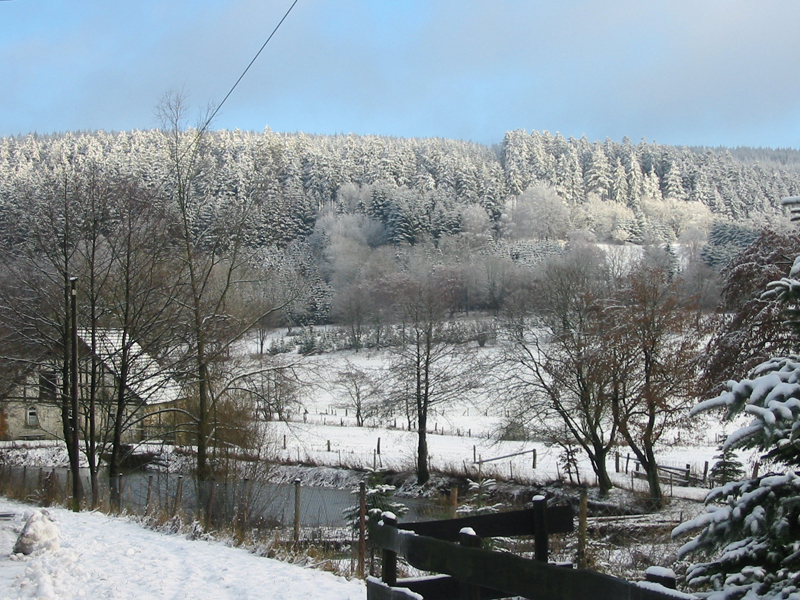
top-left (674, 473), bottom-right (800, 599)
top-left (675, 253), bottom-right (800, 599)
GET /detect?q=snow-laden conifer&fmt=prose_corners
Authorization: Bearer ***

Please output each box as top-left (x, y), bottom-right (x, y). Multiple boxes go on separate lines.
top-left (674, 249), bottom-right (800, 599)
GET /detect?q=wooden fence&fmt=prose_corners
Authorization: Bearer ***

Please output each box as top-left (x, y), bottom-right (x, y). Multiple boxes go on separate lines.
top-left (367, 501), bottom-right (695, 600)
top-left (616, 452), bottom-right (708, 487)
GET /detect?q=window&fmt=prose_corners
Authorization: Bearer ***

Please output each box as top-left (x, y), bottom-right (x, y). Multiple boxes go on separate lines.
top-left (26, 405), bottom-right (39, 427)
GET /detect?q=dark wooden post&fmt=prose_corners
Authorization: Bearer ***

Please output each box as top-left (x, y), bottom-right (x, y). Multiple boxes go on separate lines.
top-left (533, 495), bottom-right (548, 562)
top-left (577, 487), bottom-right (588, 569)
top-left (381, 512), bottom-right (398, 586)
top-left (293, 478), bottom-right (301, 547)
top-left (69, 277), bottom-right (82, 512)
top-left (459, 527), bottom-right (481, 600)
top-left (358, 481), bottom-right (367, 579)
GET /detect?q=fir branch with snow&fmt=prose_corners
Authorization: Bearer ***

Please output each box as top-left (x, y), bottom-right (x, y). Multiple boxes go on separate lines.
top-left (675, 247), bottom-right (800, 600)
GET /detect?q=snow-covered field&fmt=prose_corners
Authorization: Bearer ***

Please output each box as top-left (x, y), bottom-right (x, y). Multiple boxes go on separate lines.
top-left (263, 347), bottom-right (755, 501)
top-left (0, 498), bottom-right (365, 600)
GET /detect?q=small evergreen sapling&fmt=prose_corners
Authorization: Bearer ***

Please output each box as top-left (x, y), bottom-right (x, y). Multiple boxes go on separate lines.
top-left (708, 443), bottom-right (745, 486)
top-left (343, 482), bottom-right (407, 530)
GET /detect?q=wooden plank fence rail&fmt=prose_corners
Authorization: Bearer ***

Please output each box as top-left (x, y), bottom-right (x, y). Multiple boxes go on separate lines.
top-left (398, 504), bottom-right (573, 543)
top-left (367, 508), bottom-right (696, 600)
top-left (618, 453), bottom-right (706, 487)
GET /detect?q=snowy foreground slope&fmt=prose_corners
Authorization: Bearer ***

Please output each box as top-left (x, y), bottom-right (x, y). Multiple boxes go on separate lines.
top-left (0, 498), bottom-right (364, 600)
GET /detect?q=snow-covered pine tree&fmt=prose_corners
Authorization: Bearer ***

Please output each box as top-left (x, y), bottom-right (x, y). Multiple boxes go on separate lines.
top-left (708, 443), bottom-right (745, 486)
top-left (673, 252), bottom-right (800, 599)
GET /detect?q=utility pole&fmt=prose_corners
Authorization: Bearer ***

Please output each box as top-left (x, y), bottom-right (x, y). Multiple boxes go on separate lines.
top-left (69, 277), bottom-right (82, 511)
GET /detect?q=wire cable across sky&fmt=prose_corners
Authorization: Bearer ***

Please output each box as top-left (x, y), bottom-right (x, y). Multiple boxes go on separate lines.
top-left (203, 0), bottom-right (300, 132)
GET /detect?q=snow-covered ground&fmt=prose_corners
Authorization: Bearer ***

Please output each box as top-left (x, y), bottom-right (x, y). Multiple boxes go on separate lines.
top-left (0, 498), bottom-right (364, 600)
top-left (259, 347), bottom-right (756, 501)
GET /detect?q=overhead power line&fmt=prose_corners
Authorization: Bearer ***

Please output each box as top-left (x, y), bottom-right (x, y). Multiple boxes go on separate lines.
top-left (203, 0), bottom-right (300, 132)
top-left (164, 0), bottom-right (299, 189)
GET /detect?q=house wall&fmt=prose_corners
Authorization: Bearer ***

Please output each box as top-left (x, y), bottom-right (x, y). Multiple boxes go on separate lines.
top-left (1, 375), bottom-right (62, 441)
top-left (0, 372), bottom-right (153, 444)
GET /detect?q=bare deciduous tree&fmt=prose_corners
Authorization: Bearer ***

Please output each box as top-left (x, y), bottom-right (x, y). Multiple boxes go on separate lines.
top-left (387, 272), bottom-right (484, 484)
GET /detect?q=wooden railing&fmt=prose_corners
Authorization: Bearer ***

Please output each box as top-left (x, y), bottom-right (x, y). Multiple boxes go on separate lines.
top-left (367, 501), bottom-right (695, 600)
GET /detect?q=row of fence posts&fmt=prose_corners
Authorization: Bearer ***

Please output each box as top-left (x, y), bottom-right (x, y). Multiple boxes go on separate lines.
top-left (87, 471), bottom-right (370, 570)
top-left (8, 468), bottom-right (343, 541)
top-left (5, 468), bottom-right (265, 534)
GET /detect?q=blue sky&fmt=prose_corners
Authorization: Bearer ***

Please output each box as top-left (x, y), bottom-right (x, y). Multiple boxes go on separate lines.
top-left (2, 0), bottom-right (800, 148)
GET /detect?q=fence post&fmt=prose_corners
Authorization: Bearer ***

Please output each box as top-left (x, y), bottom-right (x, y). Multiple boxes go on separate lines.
top-left (459, 527), bottom-right (481, 600)
top-left (477, 457), bottom-right (483, 508)
top-left (377, 437), bottom-right (381, 455)
top-left (615, 452), bottom-right (620, 473)
top-left (577, 487), bottom-right (588, 569)
top-left (533, 495), bottom-right (548, 563)
top-left (50, 469), bottom-right (57, 506)
top-left (241, 478), bottom-right (250, 530)
top-left (532, 449), bottom-right (537, 470)
top-left (703, 461), bottom-right (709, 484)
top-left (358, 481), bottom-right (366, 579)
top-left (294, 478), bottom-right (301, 548)
top-left (206, 480), bottom-right (216, 529)
top-left (381, 512), bottom-right (398, 586)
top-left (172, 475), bottom-right (183, 517)
top-left (145, 475), bottom-right (154, 516)
top-left (450, 484), bottom-right (458, 518)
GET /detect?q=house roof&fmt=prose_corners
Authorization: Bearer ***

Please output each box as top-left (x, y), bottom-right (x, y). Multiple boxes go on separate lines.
top-left (76, 329), bottom-right (182, 405)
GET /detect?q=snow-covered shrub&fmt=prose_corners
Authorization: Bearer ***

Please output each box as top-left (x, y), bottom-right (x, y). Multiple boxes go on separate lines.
top-left (674, 253), bottom-right (800, 599)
